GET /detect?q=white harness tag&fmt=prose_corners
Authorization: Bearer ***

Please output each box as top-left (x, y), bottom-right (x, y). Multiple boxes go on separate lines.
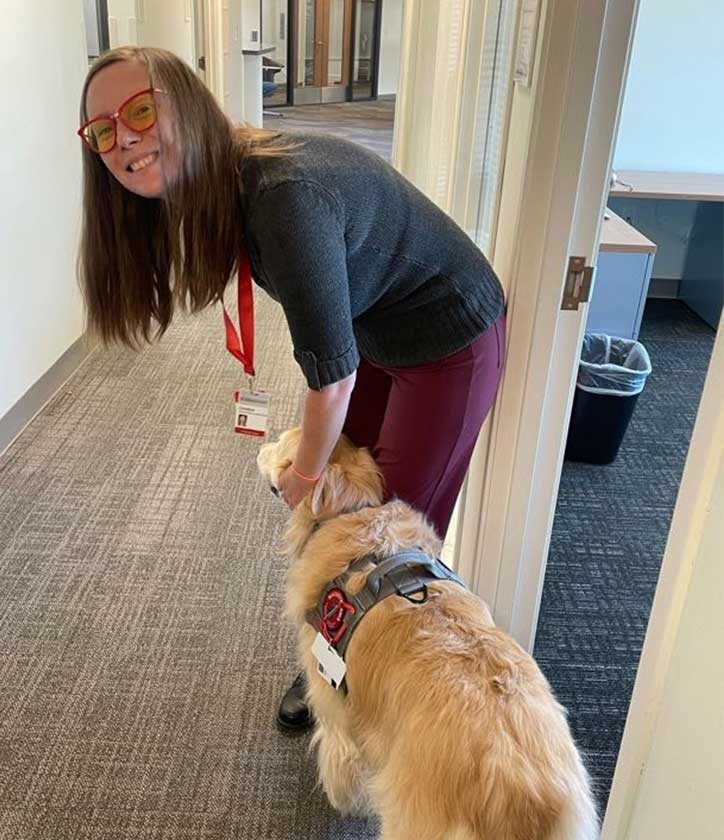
top-left (312, 632), bottom-right (347, 690)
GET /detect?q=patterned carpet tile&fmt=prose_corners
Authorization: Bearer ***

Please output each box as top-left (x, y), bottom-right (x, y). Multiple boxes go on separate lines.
top-left (535, 299), bottom-right (717, 810)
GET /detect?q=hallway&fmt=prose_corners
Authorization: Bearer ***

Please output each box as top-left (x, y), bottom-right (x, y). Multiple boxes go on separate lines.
top-left (263, 100), bottom-right (395, 161)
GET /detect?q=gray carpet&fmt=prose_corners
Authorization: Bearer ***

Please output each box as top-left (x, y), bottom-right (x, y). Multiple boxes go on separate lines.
top-left (534, 299), bottom-right (717, 812)
top-left (0, 293), bottom-right (381, 838)
top-left (263, 101), bottom-right (395, 162)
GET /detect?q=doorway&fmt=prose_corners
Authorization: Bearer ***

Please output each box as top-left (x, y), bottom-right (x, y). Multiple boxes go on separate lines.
top-left (261, 0), bottom-right (382, 107)
top-left (532, 0), bottom-right (720, 809)
top-left (440, 0), bottom-right (723, 830)
top-left (83, 0), bottom-right (205, 76)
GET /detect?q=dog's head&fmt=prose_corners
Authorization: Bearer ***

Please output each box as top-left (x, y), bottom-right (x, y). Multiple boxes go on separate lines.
top-left (257, 428), bottom-right (384, 522)
top-left (260, 429), bottom-right (441, 626)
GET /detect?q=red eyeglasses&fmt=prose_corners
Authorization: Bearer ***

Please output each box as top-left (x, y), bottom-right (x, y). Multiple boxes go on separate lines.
top-left (78, 88), bottom-right (164, 154)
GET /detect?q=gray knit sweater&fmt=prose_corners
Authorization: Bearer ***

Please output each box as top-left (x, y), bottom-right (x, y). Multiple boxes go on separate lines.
top-left (240, 132), bottom-right (504, 390)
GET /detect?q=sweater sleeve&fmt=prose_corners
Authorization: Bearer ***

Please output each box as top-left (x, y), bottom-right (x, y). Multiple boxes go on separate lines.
top-left (247, 179), bottom-right (359, 390)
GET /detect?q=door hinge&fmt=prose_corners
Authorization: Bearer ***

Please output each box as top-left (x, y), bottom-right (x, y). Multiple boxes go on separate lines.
top-left (561, 256), bottom-right (595, 311)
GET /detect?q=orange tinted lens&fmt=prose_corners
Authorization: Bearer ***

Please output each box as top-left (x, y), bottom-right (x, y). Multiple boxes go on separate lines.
top-left (120, 91), bottom-right (157, 132)
top-left (83, 118), bottom-right (115, 153)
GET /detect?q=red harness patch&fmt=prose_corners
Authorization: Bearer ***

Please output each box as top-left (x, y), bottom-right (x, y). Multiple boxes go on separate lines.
top-left (321, 588), bottom-right (357, 647)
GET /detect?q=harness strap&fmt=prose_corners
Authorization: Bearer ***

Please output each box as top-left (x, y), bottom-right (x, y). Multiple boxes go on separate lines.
top-left (307, 549), bottom-right (466, 688)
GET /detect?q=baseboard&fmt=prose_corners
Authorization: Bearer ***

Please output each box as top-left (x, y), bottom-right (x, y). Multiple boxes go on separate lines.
top-left (0, 335), bottom-right (95, 457)
top-left (377, 94), bottom-right (397, 102)
top-left (648, 277), bottom-right (681, 299)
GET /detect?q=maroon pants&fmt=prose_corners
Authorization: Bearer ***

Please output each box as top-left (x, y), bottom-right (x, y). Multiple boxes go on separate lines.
top-left (342, 314), bottom-right (506, 537)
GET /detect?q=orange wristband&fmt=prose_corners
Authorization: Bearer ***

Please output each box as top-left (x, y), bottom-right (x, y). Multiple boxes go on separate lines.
top-left (291, 464), bottom-right (321, 482)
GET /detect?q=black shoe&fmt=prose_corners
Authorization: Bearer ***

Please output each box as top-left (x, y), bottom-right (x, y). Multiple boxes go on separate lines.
top-left (277, 672), bottom-right (314, 733)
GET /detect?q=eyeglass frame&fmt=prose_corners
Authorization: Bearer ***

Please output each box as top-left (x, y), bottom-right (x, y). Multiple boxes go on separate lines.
top-left (77, 87), bottom-right (166, 154)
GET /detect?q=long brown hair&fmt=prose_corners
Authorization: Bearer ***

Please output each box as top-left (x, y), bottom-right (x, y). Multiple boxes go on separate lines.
top-left (78, 46), bottom-right (292, 346)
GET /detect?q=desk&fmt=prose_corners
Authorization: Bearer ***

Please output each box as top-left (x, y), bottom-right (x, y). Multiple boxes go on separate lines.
top-left (600, 210), bottom-right (658, 254)
top-left (610, 170), bottom-right (724, 202)
top-left (609, 170), bottom-right (723, 329)
top-left (587, 210), bottom-right (657, 340)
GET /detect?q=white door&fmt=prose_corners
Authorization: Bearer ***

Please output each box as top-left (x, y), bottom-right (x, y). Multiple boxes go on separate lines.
top-left (135, 0), bottom-right (196, 68)
top-left (133, 1), bottom-right (245, 124)
top-left (198, 0), bottom-right (245, 123)
top-left (193, 0), bottom-right (208, 83)
top-left (222, 0), bottom-right (245, 123)
top-left (106, 0), bottom-right (140, 47)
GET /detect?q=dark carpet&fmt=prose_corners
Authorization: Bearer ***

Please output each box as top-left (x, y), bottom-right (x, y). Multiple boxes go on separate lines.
top-left (534, 299), bottom-right (717, 812)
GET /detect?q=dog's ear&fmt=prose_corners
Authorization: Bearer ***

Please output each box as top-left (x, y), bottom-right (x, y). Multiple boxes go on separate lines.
top-left (309, 449), bottom-right (383, 517)
top-left (258, 429), bottom-right (301, 489)
top-left (309, 463), bottom-right (342, 517)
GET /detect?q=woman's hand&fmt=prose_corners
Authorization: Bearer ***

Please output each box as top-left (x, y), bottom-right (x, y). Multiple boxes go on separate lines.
top-left (276, 372), bottom-right (356, 510)
top-left (277, 464), bottom-right (318, 509)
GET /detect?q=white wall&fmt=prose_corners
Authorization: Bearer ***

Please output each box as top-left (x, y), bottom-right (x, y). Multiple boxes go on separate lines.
top-left (241, 0), bottom-right (261, 48)
top-left (614, 0), bottom-right (724, 173)
top-left (378, 0), bottom-right (402, 96)
top-left (0, 2), bottom-right (87, 420)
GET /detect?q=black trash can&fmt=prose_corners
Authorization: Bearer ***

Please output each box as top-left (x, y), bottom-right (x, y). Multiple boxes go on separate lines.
top-left (565, 334), bottom-right (652, 465)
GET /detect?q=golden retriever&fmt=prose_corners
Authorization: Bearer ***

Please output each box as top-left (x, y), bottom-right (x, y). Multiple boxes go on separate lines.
top-left (258, 429), bottom-right (598, 840)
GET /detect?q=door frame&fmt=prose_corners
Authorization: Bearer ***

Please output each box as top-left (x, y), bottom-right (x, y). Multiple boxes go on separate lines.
top-left (457, 0), bottom-right (642, 651)
top-left (368, 0), bottom-right (384, 99)
top-left (393, 0), bottom-right (640, 647)
top-left (192, 0), bottom-right (208, 83)
top-left (312, 0), bottom-right (353, 90)
top-left (286, 0), bottom-right (383, 104)
top-left (199, 0), bottom-right (226, 107)
top-left (95, 0), bottom-right (111, 55)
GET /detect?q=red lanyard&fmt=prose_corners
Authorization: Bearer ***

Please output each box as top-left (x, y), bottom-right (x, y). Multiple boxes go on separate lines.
top-left (222, 251), bottom-right (255, 378)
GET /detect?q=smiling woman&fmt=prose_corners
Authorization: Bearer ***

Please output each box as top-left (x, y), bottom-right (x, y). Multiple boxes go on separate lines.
top-left (77, 45), bottom-right (290, 347)
top-left (80, 80), bottom-right (173, 197)
top-left (77, 45), bottom-right (506, 736)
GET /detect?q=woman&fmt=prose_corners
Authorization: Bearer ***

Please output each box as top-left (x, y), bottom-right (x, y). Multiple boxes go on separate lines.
top-left (78, 47), bottom-right (506, 732)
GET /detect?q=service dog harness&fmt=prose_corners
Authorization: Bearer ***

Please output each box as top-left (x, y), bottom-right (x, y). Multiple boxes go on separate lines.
top-left (306, 548), bottom-right (466, 691)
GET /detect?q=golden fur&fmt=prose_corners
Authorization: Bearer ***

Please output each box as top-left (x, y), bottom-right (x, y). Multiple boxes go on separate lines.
top-left (258, 430), bottom-right (598, 839)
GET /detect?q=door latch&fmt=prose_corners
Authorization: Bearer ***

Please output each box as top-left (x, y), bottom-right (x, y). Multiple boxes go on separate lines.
top-left (561, 256), bottom-right (595, 311)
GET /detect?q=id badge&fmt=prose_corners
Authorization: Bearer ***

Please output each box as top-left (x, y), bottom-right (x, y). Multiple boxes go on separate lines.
top-left (233, 387), bottom-right (271, 437)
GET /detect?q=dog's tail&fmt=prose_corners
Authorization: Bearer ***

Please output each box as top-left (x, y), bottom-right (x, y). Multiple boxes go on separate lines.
top-left (547, 753), bottom-right (599, 840)
top-left (469, 687), bottom-right (599, 840)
